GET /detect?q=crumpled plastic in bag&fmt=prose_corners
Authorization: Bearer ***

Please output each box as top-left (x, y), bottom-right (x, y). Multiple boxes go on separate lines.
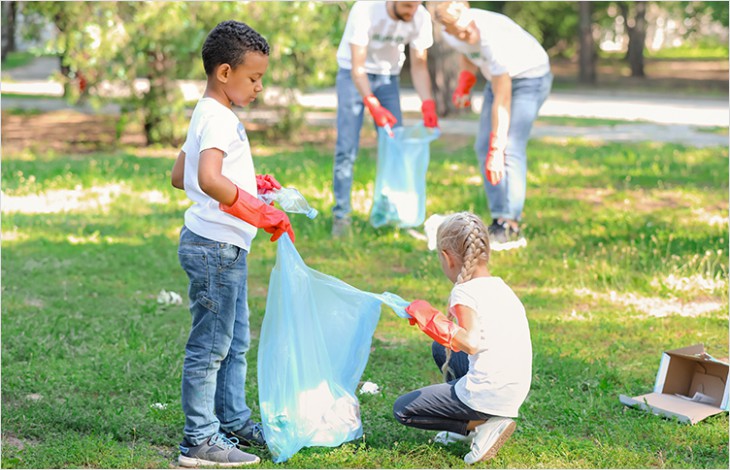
top-left (370, 124), bottom-right (440, 228)
top-left (257, 234), bottom-right (410, 463)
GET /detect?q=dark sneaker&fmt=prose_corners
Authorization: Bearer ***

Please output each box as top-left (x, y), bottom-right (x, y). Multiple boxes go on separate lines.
top-left (226, 422), bottom-right (266, 448)
top-left (332, 216), bottom-right (352, 238)
top-left (487, 219), bottom-right (520, 244)
top-left (178, 433), bottom-right (260, 467)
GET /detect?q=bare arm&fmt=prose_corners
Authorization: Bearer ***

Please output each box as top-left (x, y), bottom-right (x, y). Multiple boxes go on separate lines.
top-left (450, 304), bottom-right (481, 355)
top-left (350, 44), bottom-right (373, 98)
top-left (198, 148), bottom-right (238, 206)
top-left (171, 150), bottom-right (185, 190)
top-left (409, 48), bottom-right (433, 101)
top-left (459, 54), bottom-right (479, 75)
top-left (490, 73), bottom-right (512, 145)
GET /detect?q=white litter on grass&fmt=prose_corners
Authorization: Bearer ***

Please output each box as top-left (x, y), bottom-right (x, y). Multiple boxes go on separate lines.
top-left (573, 287), bottom-right (724, 318)
top-left (490, 237), bottom-right (527, 252)
top-left (157, 290), bottom-right (183, 306)
top-left (424, 213), bottom-right (448, 250)
top-left (407, 228), bottom-right (427, 242)
top-left (359, 381), bottom-right (380, 395)
top-left (653, 273), bottom-right (727, 294)
top-left (150, 403), bottom-right (168, 410)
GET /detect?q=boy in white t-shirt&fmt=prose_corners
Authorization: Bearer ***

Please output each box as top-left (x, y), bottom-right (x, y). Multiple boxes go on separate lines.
top-left (170, 20), bottom-right (294, 468)
top-left (332, 1), bottom-right (438, 237)
top-left (393, 212), bottom-right (532, 464)
top-left (434, 1), bottom-right (552, 247)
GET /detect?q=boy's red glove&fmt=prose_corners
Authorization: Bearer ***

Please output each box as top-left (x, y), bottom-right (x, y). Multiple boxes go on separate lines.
top-left (421, 99), bottom-right (438, 128)
top-left (220, 186), bottom-right (295, 242)
top-left (364, 94), bottom-right (397, 129)
top-left (452, 70), bottom-right (477, 108)
top-left (485, 132), bottom-right (505, 185)
top-left (256, 174), bottom-right (281, 194)
top-left (406, 299), bottom-right (462, 352)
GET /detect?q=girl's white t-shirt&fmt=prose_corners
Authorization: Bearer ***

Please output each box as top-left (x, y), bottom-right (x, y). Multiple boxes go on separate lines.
top-left (336, 1), bottom-right (433, 75)
top-left (442, 9), bottom-right (550, 81)
top-left (181, 97), bottom-right (258, 251)
top-left (449, 276), bottom-right (532, 417)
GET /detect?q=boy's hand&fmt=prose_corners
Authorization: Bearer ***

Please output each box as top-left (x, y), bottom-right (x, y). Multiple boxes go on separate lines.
top-left (485, 132), bottom-right (505, 185)
top-left (220, 186), bottom-right (295, 242)
top-left (421, 99), bottom-right (439, 128)
top-left (256, 174), bottom-right (281, 194)
top-left (406, 300), bottom-right (461, 352)
top-left (364, 95), bottom-right (397, 129)
top-left (452, 70), bottom-right (477, 109)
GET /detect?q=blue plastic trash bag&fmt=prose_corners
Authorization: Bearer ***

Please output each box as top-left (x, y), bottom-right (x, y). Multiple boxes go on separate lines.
top-left (370, 124), bottom-right (440, 228)
top-left (258, 234), bottom-right (410, 463)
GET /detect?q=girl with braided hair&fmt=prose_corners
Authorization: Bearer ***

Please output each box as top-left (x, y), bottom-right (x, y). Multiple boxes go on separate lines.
top-left (392, 212), bottom-right (532, 464)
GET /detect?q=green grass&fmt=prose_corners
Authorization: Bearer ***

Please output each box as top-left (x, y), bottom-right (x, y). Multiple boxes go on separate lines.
top-left (1, 51), bottom-right (40, 70)
top-left (2, 125), bottom-right (728, 468)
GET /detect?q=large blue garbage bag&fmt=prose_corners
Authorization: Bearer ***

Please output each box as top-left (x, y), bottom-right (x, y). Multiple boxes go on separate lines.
top-left (370, 124), bottom-right (440, 228)
top-left (258, 234), bottom-right (409, 463)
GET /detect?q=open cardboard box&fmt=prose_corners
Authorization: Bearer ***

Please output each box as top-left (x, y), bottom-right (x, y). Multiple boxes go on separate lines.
top-left (619, 344), bottom-right (729, 424)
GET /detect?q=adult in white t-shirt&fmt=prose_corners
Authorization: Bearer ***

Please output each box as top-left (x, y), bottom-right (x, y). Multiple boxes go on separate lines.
top-left (332, 1), bottom-right (438, 237)
top-left (435, 1), bottom-right (553, 247)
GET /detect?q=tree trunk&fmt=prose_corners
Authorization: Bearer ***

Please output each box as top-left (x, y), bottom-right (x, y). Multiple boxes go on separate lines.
top-left (578, 1), bottom-right (596, 84)
top-left (426, 3), bottom-right (462, 117)
top-left (142, 50), bottom-right (186, 146)
top-left (627, 1), bottom-right (646, 77)
top-left (619, 1), bottom-right (647, 78)
top-left (1, 1), bottom-right (18, 62)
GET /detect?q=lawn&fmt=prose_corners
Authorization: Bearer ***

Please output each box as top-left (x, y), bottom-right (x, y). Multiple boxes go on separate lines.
top-left (1, 125), bottom-right (728, 468)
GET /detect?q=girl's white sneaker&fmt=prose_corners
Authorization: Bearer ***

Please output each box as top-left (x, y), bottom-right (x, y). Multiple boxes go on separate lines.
top-left (433, 430), bottom-right (473, 445)
top-left (463, 417), bottom-right (516, 464)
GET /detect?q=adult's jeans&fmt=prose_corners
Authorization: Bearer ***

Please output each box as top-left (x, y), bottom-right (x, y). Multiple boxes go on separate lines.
top-left (392, 342), bottom-right (491, 435)
top-left (475, 73), bottom-right (553, 221)
top-left (178, 226), bottom-right (255, 445)
top-left (332, 67), bottom-right (403, 220)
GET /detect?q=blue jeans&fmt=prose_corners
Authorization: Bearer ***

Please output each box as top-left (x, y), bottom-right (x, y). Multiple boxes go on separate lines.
top-left (475, 73), bottom-right (553, 221)
top-left (178, 226), bottom-right (255, 445)
top-left (392, 342), bottom-right (491, 435)
top-left (333, 67), bottom-right (403, 219)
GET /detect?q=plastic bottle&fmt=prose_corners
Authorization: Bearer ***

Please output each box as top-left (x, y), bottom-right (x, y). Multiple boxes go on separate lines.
top-left (260, 187), bottom-right (318, 219)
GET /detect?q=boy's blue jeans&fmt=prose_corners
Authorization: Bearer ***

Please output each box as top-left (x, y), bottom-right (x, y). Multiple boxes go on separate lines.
top-left (178, 226), bottom-right (255, 445)
top-left (332, 67), bottom-right (403, 220)
top-left (475, 73), bottom-right (553, 222)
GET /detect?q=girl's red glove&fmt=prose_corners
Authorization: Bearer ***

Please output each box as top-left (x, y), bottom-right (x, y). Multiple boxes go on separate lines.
top-left (406, 300), bottom-right (462, 352)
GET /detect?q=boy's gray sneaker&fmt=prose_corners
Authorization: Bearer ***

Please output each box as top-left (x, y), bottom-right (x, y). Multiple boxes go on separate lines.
top-left (178, 433), bottom-right (260, 467)
top-left (226, 422), bottom-right (266, 448)
top-left (331, 216), bottom-right (352, 238)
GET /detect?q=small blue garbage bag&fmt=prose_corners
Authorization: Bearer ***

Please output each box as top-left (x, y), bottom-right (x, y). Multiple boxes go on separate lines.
top-left (370, 124), bottom-right (440, 228)
top-left (258, 234), bottom-right (409, 463)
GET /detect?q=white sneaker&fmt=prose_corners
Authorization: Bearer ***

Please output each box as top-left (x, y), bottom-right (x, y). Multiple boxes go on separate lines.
top-left (433, 430), bottom-right (473, 445)
top-left (463, 417), bottom-right (516, 464)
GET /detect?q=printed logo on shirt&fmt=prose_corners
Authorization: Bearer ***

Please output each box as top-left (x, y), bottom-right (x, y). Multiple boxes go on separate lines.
top-left (468, 51), bottom-right (481, 60)
top-left (372, 33), bottom-right (405, 43)
top-left (237, 122), bottom-right (247, 142)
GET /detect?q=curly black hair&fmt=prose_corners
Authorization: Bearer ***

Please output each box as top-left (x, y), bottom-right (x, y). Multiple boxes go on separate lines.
top-left (202, 20), bottom-right (270, 76)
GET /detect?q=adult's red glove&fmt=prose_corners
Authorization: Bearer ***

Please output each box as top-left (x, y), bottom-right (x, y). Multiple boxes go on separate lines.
top-left (256, 174), bottom-right (281, 194)
top-left (364, 94), bottom-right (397, 130)
top-left (452, 70), bottom-right (477, 108)
top-left (406, 299), bottom-right (462, 352)
top-left (485, 131), bottom-right (505, 185)
top-left (421, 99), bottom-right (438, 128)
top-left (220, 186), bottom-right (295, 242)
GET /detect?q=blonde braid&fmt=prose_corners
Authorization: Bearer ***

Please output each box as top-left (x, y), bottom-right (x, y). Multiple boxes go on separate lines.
top-left (437, 213), bottom-right (491, 382)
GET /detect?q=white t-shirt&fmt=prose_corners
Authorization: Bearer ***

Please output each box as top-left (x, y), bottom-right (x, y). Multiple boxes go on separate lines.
top-left (449, 276), bottom-right (532, 418)
top-left (181, 97), bottom-right (258, 251)
top-left (442, 9), bottom-right (549, 81)
top-left (336, 1), bottom-right (433, 75)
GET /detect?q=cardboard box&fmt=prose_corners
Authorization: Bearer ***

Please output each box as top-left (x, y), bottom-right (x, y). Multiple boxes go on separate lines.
top-left (619, 344), bottom-right (729, 424)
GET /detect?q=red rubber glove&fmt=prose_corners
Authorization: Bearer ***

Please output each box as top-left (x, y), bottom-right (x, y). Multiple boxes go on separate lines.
top-left (220, 186), bottom-right (295, 242)
top-left (406, 300), bottom-right (462, 352)
top-left (452, 70), bottom-right (477, 108)
top-left (421, 99), bottom-right (438, 128)
top-left (485, 132), bottom-right (505, 185)
top-left (364, 94), bottom-right (397, 130)
top-left (256, 174), bottom-right (281, 194)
